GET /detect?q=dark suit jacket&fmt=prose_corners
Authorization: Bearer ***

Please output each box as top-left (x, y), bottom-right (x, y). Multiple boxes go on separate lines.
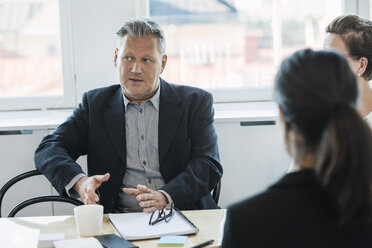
top-left (34, 79), bottom-right (223, 213)
top-left (222, 170), bottom-right (372, 248)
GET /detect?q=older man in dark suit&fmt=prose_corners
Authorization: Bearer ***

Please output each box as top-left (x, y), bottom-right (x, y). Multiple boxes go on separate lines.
top-left (34, 18), bottom-right (222, 213)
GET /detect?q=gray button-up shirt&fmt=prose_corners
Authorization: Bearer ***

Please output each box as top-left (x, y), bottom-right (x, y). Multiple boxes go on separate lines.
top-left (116, 85), bottom-right (166, 212)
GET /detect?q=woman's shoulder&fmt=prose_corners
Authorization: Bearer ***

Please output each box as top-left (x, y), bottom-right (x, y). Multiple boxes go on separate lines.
top-left (228, 171), bottom-right (323, 218)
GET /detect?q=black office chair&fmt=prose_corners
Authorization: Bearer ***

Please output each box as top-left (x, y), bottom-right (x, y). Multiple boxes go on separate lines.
top-left (212, 180), bottom-right (221, 205)
top-left (0, 169), bottom-right (83, 217)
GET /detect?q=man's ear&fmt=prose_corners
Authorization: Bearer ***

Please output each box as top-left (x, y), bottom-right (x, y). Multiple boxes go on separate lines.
top-left (160, 54), bottom-right (167, 73)
top-left (114, 48), bottom-right (119, 67)
top-left (357, 56), bottom-right (368, 76)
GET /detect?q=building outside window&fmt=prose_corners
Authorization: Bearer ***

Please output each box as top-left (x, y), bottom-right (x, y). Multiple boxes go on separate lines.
top-left (150, 0), bottom-right (342, 95)
top-left (0, 0), bottom-right (63, 98)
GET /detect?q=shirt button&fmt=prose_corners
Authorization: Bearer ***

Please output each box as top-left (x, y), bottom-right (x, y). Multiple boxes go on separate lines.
top-left (142, 161), bottom-right (147, 165)
top-left (147, 178), bottom-right (152, 184)
top-left (141, 135), bottom-right (144, 140)
top-left (139, 108), bottom-right (143, 113)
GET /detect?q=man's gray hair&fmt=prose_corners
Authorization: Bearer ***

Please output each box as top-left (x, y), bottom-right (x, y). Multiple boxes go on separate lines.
top-left (116, 18), bottom-right (166, 55)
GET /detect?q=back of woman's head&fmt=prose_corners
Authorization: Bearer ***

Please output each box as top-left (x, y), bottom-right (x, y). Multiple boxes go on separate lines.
top-left (326, 14), bottom-right (372, 81)
top-left (275, 49), bottom-right (372, 226)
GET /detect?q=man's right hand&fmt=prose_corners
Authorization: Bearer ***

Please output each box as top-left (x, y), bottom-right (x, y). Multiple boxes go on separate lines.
top-left (73, 173), bottom-right (110, 204)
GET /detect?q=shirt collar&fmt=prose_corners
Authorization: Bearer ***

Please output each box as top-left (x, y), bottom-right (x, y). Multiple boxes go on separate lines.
top-left (122, 82), bottom-right (161, 112)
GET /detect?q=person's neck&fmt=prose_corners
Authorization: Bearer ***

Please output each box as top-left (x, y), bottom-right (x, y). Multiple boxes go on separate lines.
top-left (358, 79), bottom-right (372, 117)
top-left (126, 95), bottom-right (153, 104)
top-left (125, 87), bottom-right (159, 104)
top-left (292, 151), bottom-right (316, 171)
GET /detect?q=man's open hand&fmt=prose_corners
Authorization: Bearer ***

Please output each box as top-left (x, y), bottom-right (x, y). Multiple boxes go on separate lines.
top-left (73, 173), bottom-right (110, 204)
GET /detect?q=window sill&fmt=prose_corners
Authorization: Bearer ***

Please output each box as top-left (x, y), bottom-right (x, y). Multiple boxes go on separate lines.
top-left (0, 109), bottom-right (74, 131)
top-left (0, 102), bottom-right (279, 131)
top-left (214, 101), bottom-right (278, 123)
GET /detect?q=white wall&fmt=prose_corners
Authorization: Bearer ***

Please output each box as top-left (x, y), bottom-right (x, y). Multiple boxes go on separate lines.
top-left (215, 119), bottom-right (290, 208)
top-left (0, 130), bottom-right (53, 217)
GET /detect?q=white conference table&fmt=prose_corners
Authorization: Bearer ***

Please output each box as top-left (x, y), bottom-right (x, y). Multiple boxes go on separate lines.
top-left (5, 209), bottom-right (226, 248)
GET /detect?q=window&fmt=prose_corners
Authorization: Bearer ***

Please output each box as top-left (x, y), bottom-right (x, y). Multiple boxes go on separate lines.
top-left (0, 0), bottom-right (367, 110)
top-left (150, 0), bottom-right (343, 101)
top-left (0, 0), bottom-right (74, 111)
top-left (0, 0), bottom-right (62, 97)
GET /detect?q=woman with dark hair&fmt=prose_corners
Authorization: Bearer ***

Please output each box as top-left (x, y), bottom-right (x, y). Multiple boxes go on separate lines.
top-left (325, 15), bottom-right (372, 125)
top-left (222, 49), bottom-right (372, 248)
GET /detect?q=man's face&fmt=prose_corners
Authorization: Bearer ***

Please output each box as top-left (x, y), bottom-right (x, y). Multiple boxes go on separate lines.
top-left (324, 33), bottom-right (359, 74)
top-left (114, 34), bottom-right (167, 103)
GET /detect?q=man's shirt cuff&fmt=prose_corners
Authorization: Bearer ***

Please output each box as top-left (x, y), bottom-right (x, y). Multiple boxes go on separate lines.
top-left (158, 189), bottom-right (173, 205)
top-left (65, 173), bottom-right (86, 197)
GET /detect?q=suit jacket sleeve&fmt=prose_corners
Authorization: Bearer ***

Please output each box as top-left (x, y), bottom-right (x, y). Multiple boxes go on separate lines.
top-left (34, 93), bottom-right (89, 196)
top-left (159, 88), bottom-right (223, 209)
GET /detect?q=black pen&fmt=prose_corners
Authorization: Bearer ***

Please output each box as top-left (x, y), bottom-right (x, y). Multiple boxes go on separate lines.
top-left (190, 239), bottom-right (214, 248)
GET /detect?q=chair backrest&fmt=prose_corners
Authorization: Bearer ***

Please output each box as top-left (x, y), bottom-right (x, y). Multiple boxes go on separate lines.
top-left (212, 180), bottom-right (221, 205)
top-left (0, 169), bottom-right (83, 217)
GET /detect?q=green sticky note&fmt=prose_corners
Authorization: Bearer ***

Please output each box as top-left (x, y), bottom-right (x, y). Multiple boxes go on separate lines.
top-left (158, 235), bottom-right (188, 247)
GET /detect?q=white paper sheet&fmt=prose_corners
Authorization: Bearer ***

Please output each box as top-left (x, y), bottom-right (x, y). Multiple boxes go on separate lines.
top-left (0, 219), bottom-right (40, 248)
top-left (53, 237), bottom-right (103, 248)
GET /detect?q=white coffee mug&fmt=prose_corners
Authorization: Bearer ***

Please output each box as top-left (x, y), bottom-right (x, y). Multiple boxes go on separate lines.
top-left (74, 204), bottom-right (103, 237)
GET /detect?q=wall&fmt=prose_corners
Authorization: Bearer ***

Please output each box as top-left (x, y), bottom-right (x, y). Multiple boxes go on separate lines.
top-left (215, 119), bottom-right (290, 208)
top-left (0, 130), bottom-right (53, 217)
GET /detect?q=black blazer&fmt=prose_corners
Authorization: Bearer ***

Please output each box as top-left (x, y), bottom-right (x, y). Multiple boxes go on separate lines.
top-left (34, 79), bottom-right (222, 213)
top-left (222, 170), bottom-right (372, 248)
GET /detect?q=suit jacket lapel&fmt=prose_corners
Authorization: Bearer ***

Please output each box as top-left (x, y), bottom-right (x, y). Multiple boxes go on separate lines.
top-left (159, 79), bottom-right (182, 164)
top-left (104, 87), bottom-right (126, 164)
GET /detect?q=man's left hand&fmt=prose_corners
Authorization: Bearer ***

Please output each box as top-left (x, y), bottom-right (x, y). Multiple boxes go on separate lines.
top-left (123, 185), bottom-right (167, 213)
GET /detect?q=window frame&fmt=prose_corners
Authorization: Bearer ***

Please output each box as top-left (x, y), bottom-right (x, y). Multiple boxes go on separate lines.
top-left (344, 0), bottom-right (370, 18)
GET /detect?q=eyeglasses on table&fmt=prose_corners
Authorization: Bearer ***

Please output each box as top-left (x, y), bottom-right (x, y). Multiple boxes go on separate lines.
top-left (149, 202), bottom-right (174, 225)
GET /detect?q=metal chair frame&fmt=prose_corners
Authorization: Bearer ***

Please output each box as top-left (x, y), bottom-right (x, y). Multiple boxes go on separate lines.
top-left (0, 170), bottom-right (221, 216)
top-left (212, 180), bottom-right (221, 205)
top-left (0, 169), bottom-right (83, 217)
